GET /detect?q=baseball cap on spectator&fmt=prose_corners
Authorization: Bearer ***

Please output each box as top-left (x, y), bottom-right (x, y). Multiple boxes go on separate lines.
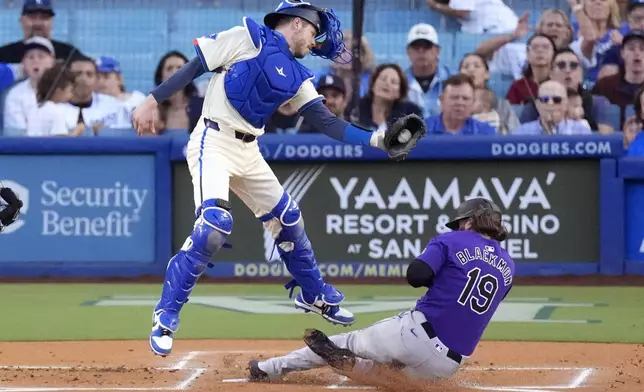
top-left (407, 23), bottom-right (439, 47)
top-left (628, 0), bottom-right (644, 12)
top-left (96, 56), bottom-right (121, 74)
top-left (22, 0), bottom-right (55, 16)
top-left (317, 74), bottom-right (346, 95)
top-left (23, 36), bottom-right (55, 56)
top-left (622, 29), bottom-right (644, 46)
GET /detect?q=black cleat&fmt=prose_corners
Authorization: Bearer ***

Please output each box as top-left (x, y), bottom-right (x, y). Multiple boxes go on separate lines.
top-left (247, 360), bottom-right (271, 382)
top-left (303, 329), bottom-right (356, 371)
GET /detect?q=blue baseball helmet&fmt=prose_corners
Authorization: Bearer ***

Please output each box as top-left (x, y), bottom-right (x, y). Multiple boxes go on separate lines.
top-left (264, 0), bottom-right (352, 64)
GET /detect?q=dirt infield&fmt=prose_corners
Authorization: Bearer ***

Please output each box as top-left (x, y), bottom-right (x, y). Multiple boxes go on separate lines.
top-left (0, 340), bottom-right (641, 392)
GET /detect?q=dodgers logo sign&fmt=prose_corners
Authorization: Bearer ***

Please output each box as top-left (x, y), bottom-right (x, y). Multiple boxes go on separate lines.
top-left (0, 155), bottom-right (156, 263)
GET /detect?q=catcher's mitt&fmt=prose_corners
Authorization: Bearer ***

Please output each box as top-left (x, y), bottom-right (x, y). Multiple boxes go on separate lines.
top-left (0, 187), bottom-right (23, 232)
top-left (382, 114), bottom-right (427, 161)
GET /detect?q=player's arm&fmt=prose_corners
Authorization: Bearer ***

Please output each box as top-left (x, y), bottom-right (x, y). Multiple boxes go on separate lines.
top-left (149, 25), bottom-right (252, 104)
top-left (406, 259), bottom-right (436, 288)
top-left (298, 99), bottom-right (382, 148)
top-left (148, 57), bottom-right (206, 105)
top-left (134, 24), bottom-right (255, 133)
top-left (426, 0), bottom-right (471, 20)
top-left (406, 240), bottom-right (446, 288)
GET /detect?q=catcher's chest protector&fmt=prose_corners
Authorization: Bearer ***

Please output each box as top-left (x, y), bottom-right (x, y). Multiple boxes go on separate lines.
top-left (224, 20), bottom-right (314, 129)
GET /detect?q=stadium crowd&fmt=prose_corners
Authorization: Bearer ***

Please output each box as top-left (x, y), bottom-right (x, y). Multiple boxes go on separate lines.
top-left (0, 0), bottom-right (643, 155)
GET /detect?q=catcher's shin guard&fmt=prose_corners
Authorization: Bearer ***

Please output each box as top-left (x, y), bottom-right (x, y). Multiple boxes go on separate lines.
top-left (150, 199), bottom-right (232, 356)
top-left (260, 192), bottom-right (354, 326)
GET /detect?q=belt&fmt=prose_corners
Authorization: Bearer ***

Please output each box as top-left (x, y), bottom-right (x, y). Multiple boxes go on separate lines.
top-left (421, 321), bottom-right (463, 364)
top-left (204, 118), bottom-right (256, 143)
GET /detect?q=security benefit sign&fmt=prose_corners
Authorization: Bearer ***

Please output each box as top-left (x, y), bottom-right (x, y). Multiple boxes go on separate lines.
top-left (274, 160), bottom-right (599, 263)
top-left (0, 155), bottom-right (156, 263)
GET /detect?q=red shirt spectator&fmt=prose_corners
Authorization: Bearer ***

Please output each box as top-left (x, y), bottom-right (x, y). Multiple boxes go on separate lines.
top-left (506, 34), bottom-right (555, 104)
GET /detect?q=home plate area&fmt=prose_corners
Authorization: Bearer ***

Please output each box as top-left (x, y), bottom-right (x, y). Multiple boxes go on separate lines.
top-left (0, 340), bottom-right (641, 392)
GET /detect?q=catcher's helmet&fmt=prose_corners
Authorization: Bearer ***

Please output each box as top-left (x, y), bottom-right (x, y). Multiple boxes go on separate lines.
top-left (445, 198), bottom-right (502, 231)
top-left (264, 1), bottom-right (324, 35)
top-left (263, 0), bottom-right (352, 64)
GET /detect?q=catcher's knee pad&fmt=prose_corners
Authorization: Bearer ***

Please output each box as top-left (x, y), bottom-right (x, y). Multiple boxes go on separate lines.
top-left (156, 199), bottom-right (232, 314)
top-left (188, 198), bottom-right (233, 259)
top-left (260, 192), bottom-right (342, 305)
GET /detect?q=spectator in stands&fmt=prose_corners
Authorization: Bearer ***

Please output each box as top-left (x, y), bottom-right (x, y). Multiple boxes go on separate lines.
top-left (471, 87), bottom-right (505, 133)
top-left (317, 74), bottom-right (348, 119)
top-left (404, 23), bottom-right (454, 118)
top-left (3, 37), bottom-right (54, 133)
top-left (476, 9), bottom-right (573, 80)
top-left (424, 74), bottom-right (497, 135)
top-left (153, 51), bottom-right (200, 132)
top-left (321, 30), bottom-right (374, 110)
top-left (520, 48), bottom-right (614, 134)
top-left (619, 0), bottom-right (632, 17)
top-left (425, 0), bottom-right (518, 34)
top-left (623, 113), bottom-right (642, 147)
top-left (624, 84), bottom-right (644, 152)
top-left (592, 30), bottom-right (644, 128)
top-left (26, 63), bottom-right (84, 137)
top-left (566, 88), bottom-right (593, 131)
top-left (349, 63), bottom-right (423, 131)
top-left (0, 0), bottom-right (83, 67)
top-left (60, 54), bottom-right (131, 134)
top-left (512, 80), bottom-right (592, 135)
top-left (96, 56), bottom-right (146, 114)
top-left (570, 0), bottom-right (630, 83)
top-left (506, 34), bottom-right (556, 105)
top-left (597, 0), bottom-right (644, 79)
top-left (459, 53), bottom-right (519, 133)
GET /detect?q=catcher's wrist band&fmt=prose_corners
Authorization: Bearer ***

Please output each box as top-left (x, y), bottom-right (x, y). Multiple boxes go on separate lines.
top-left (343, 124), bottom-right (373, 146)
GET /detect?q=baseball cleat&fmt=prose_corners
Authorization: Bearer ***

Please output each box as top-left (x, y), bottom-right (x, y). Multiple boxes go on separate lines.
top-left (247, 360), bottom-right (271, 382)
top-left (294, 292), bottom-right (355, 326)
top-left (303, 328), bottom-right (356, 372)
top-left (149, 310), bottom-right (179, 357)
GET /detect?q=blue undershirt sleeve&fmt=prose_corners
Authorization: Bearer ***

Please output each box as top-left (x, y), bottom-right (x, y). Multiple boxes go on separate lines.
top-left (150, 57), bottom-right (206, 103)
top-left (299, 101), bottom-right (374, 146)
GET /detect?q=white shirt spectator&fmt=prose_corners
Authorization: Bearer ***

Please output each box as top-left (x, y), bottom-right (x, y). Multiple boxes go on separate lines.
top-left (26, 101), bottom-right (76, 136)
top-left (3, 79), bottom-right (37, 130)
top-left (122, 90), bottom-right (146, 114)
top-left (511, 119), bottom-right (592, 135)
top-left (60, 93), bottom-right (132, 129)
top-left (489, 41), bottom-right (596, 80)
top-left (449, 0), bottom-right (519, 34)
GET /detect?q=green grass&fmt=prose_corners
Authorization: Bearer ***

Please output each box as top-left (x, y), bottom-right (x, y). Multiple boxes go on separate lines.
top-left (1, 284), bottom-right (643, 343)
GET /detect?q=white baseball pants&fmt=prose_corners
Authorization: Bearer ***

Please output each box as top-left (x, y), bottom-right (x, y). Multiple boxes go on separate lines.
top-left (185, 121), bottom-right (284, 236)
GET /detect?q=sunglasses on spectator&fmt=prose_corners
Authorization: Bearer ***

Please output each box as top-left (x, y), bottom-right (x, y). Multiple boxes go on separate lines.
top-left (555, 61), bottom-right (580, 70)
top-left (538, 95), bottom-right (564, 104)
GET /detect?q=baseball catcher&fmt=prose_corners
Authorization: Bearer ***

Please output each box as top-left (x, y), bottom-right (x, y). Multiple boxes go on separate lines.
top-left (132, 0), bottom-right (427, 357)
top-left (0, 184), bottom-right (23, 233)
top-left (247, 198), bottom-right (515, 384)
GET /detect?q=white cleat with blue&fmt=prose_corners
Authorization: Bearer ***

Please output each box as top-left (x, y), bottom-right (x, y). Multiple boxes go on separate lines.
top-left (149, 310), bottom-right (179, 357)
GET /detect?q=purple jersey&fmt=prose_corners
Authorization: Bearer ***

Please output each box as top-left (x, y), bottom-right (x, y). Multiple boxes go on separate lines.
top-left (414, 231), bottom-right (515, 356)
